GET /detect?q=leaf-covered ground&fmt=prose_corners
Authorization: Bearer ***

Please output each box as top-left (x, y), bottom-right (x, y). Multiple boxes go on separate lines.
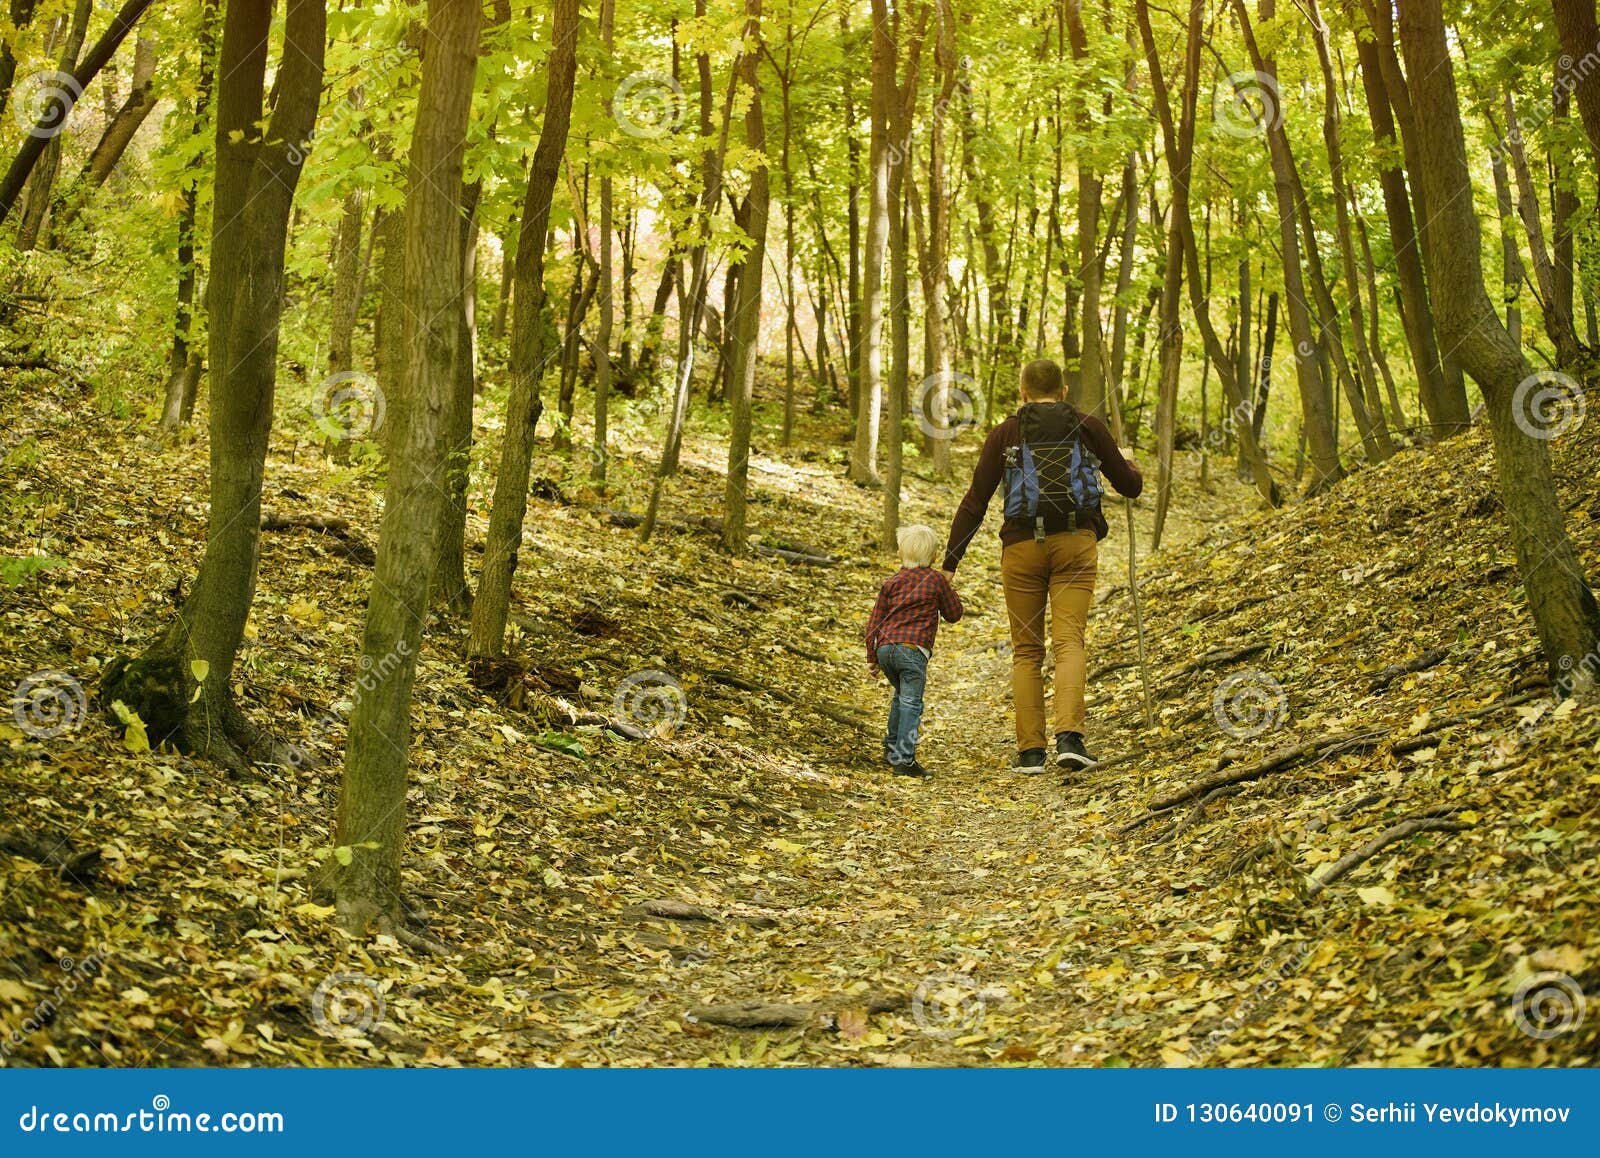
top-left (2, 368), bottom-right (1596, 1067)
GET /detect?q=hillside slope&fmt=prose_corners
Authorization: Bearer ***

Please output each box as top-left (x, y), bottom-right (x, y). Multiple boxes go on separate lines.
top-left (1, 368), bottom-right (1595, 1066)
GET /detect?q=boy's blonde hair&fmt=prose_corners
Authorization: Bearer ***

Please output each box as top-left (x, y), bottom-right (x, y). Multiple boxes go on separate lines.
top-left (897, 524), bottom-right (940, 568)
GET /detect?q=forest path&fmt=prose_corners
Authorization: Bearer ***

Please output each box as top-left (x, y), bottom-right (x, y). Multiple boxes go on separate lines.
top-left (632, 500), bottom-right (1209, 1066)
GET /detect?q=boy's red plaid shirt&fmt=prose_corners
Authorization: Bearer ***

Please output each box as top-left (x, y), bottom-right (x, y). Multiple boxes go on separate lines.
top-left (865, 567), bottom-right (964, 665)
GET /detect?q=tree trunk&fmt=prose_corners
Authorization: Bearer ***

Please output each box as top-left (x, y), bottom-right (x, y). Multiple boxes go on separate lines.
top-left (159, 0), bottom-right (219, 433)
top-left (432, 179), bottom-right (480, 615)
top-left (1133, 0), bottom-right (1196, 548)
top-left (1551, 0), bottom-right (1600, 190)
top-left (722, 0), bottom-right (770, 551)
top-left (1233, 0), bottom-right (1340, 493)
top-left (881, 5), bottom-right (925, 549)
top-left (1307, 0), bottom-right (1392, 459)
top-left (14, 0), bottom-right (90, 251)
top-left (1397, 0), bottom-right (1600, 684)
top-left (592, 0), bottom-right (615, 483)
top-left (1142, 1), bottom-right (1276, 504)
top-left (0, 0), bottom-right (154, 225)
top-left (327, 191), bottom-right (365, 376)
top-left (49, 33), bottom-right (158, 239)
top-left (330, 0), bottom-right (480, 933)
top-left (112, 0), bottom-right (325, 774)
top-left (1362, 0), bottom-right (1471, 433)
top-left (1502, 89), bottom-right (1583, 366)
top-left (466, 0), bottom-right (579, 663)
top-left (1065, 0), bottom-right (1105, 419)
top-left (849, 0), bottom-right (892, 485)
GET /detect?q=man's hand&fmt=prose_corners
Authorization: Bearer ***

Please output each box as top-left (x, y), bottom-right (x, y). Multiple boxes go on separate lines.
top-left (866, 663), bottom-right (881, 681)
top-left (942, 568), bottom-right (957, 582)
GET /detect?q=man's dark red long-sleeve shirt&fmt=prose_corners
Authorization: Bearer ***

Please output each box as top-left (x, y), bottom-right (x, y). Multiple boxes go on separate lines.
top-left (864, 566), bottom-right (964, 666)
top-left (943, 409), bottom-right (1144, 573)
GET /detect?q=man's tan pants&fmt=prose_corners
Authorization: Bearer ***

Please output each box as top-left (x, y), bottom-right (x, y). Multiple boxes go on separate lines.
top-left (1001, 528), bottom-right (1098, 752)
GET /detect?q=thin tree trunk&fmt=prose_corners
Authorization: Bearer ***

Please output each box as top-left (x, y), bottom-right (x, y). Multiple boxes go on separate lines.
top-left (467, 0), bottom-right (579, 663)
top-left (722, 0), bottom-right (770, 551)
top-left (1502, 89), bottom-right (1583, 366)
top-left (592, 0), bottom-right (615, 483)
top-left (849, 0), bottom-right (892, 485)
top-left (50, 33), bottom-right (158, 239)
top-left (0, 0), bottom-right (153, 225)
top-left (160, 0), bottom-right (218, 433)
top-left (327, 191), bottom-right (366, 376)
top-left (1233, 0), bottom-right (1340, 492)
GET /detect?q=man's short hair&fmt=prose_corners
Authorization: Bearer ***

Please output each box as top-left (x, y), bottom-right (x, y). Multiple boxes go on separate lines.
top-left (896, 524), bottom-right (940, 568)
top-left (1020, 359), bottom-right (1066, 400)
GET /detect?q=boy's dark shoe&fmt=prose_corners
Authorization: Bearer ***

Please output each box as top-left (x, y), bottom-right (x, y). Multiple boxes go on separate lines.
top-left (1012, 748), bottom-right (1048, 774)
top-left (892, 761), bottom-right (933, 778)
top-left (1055, 732), bottom-right (1097, 770)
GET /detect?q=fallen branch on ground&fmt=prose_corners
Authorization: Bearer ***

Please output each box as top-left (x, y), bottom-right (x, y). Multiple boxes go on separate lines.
top-left (1368, 647), bottom-right (1450, 692)
top-left (261, 511), bottom-right (376, 566)
top-left (1306, 811), bottom-right (1472, 896)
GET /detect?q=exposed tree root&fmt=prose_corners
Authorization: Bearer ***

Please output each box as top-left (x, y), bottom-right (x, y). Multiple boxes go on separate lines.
top-left (1306, 811), bottom-right (1472, 896)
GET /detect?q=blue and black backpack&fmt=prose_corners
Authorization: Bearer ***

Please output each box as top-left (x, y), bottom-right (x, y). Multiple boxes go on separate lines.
top-left (1002, 402), bottom-right (1104, 541)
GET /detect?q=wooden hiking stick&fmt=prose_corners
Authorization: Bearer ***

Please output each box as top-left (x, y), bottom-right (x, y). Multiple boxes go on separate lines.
top-left (1097, 348), bottom-right (1157, 729)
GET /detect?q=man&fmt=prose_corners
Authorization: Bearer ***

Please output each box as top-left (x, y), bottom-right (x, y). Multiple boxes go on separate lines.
top-left (942, 359), bottom-right (1143, 773)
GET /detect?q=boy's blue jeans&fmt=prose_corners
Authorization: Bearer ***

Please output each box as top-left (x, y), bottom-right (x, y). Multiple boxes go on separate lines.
top-left (876, 644), bottom-right (929, 766)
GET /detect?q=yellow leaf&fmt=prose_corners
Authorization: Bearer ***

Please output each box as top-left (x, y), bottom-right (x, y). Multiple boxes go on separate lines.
top-left (291, 902), bottom-right (337, 919)
top-left (1357, 886), bottom-right (1396, 907)
top-left (190, 659), bottom-right (210, 683)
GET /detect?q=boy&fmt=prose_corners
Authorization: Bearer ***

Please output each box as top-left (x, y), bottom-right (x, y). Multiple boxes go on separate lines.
top-left (865, 524), bottom-right (964, 778)
top-left (941, 359), bottom-right (1143, 774)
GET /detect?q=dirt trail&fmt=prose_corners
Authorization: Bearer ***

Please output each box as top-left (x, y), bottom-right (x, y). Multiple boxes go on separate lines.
top-left (625, 506), bottom-right (1211, 1066)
